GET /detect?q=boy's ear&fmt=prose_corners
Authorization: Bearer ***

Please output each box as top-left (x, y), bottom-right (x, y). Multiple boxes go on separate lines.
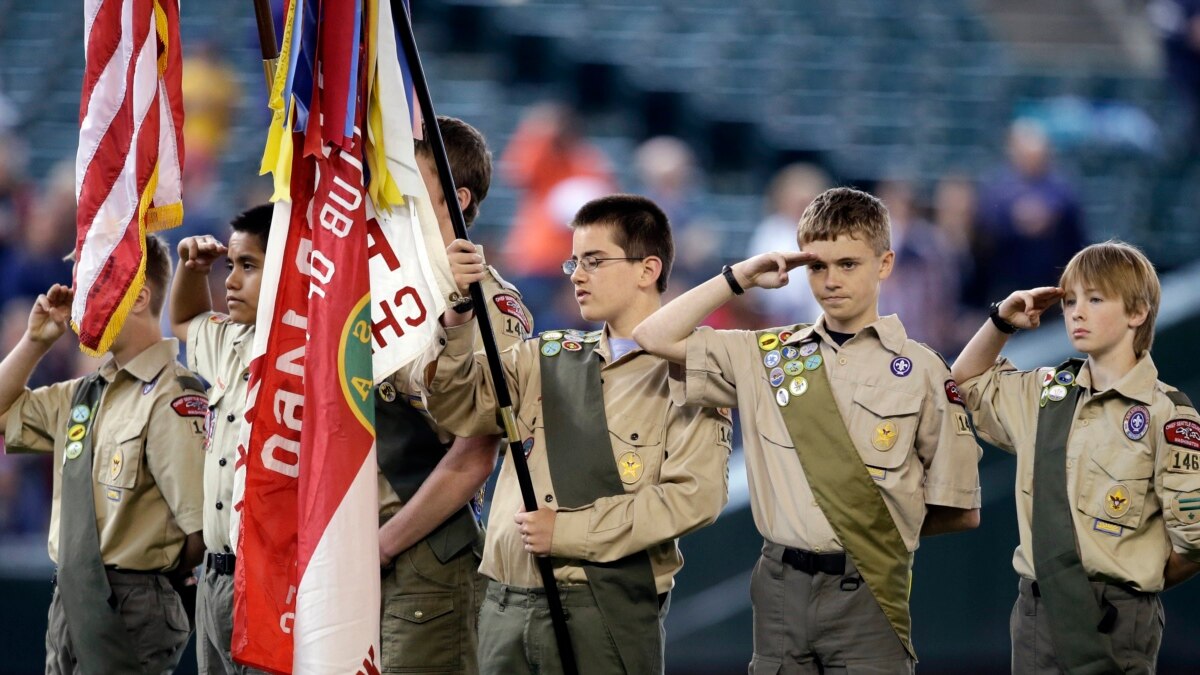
top-left (456, 187), bottom-right (472, 215)
top-left (1128, 302), bottom-right (1150, 329)
top-left (877, 249), bottom-right (895, 280)
top-left (639, 256), bottom-right (663, 290)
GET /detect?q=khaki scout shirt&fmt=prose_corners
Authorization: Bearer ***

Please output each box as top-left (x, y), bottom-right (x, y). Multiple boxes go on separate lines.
top-left (377, 265), bottom-right (533, 516)
top-left (187, 313), bottom-right (254, 554)
top-left (960, 354), bottom-right (1200, 591)
top-left (4, 338), bottom-right (205, 571)
top-left (425, 322), bottom-right (732, 594)
top-left (676, 315), bottom-right (982, 554)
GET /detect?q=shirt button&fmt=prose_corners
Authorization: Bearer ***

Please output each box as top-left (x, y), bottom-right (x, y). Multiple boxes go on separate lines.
top-left (630, 433), bottom-right (639, 441)
top-left (838, 357), bottom-right (847, 365)
top-left (242, 372), bottom-right (250, 381)
top-left (216, 501), bottom-right (224, 510)
top-left (227, 413), bottom-right (235, 422)
top-left (1081, 420), bottom-right (1089, 427)
top-left (219, 458), bottom-right (227, 467)
top-left (224, 545), bottom-right (232, 553)
top-left (439, 338), bottom-right (446, 346)
top-left (1067, 459), bottom-right (1075, 468)
top-left (814, 546), bottom-right (822, 552)
top-left (413, 610), bottom-right (424, 619)
top-left (544, 495), bottom-right (554, 503)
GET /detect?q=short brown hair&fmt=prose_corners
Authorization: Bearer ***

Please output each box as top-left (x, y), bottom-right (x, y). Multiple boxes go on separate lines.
top-left (571, 194), bottom-right (674, 294)
top-left (1059, 240), bottom-right (1160, 355)
top-left (145, 234), bottom-right (172, 316)
top-left (797, 187), bottom-right (890, 255)
top-left (414, 116), bottom-right (491, 226)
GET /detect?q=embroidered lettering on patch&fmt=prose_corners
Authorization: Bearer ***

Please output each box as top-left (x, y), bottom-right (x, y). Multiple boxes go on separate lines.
top-left (944, 379), bottom-right (965, 407)
top-left (1165, 419), bottom-right (1200, 450)
top-left (1169, 449), bottom-right (1200, 473)
top-left (171, 394), bottom-right (208, 418)
top-left (717, 423), bottom-right (733, 449)
top-left (954, 412), bottom-right (972, 436)
top-left (493, 293), bottom-right (531, 336)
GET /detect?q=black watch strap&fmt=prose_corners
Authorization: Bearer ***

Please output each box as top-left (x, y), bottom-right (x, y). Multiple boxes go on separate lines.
top-left (989, 302), bottom-right (1018, 334)
top-left (453, 297), bottom-right (475, 314)
top-left (722, 265), bottom-right (745, 296)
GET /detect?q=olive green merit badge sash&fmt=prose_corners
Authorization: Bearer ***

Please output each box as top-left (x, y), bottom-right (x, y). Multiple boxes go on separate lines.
top-left (58, 374), bottom-right (143, 673)
top-left (759, 331), bottom-right (915, 659)
top-left (540, 330), bottom-right (661, 675)
top-left (1032, 359), bottom-right (1121, 674)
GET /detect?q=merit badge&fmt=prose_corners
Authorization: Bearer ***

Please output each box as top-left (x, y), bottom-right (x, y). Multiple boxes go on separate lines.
top-left (944, 380), bottom-right (965, 407)
top-left (378, 381), bottom-right (397, 403)
top-left (70, 405), bottom-right (91, 424)
top-left (1103, 483), bottom-right (1131, 519)
top-left (1165, 419), bottom-right (1200, 450)
top-left (541, 331), bottom-right (563, 341)
top-left (1047, 385), bottom-right (1068, 402)
top-left (1055, 370), bottom-right (1075, 386)
top-left (782, 345), bottom-right (800, 361)
top-left (799, 342), bottom-right (819, 357)
top-left (582, 332), bottom-right (602, 343)
top-left (789, 376), bottom-right (808, 397)
top-left (1175, 494), bottom-right (1200, 523)
top-left (784, 360), bottom-right (804, 376)
top-left (1039, 387), bottom-right (1051, 408)
top-left (617, 451), bottom-right (644, 484)
top-left (1039, 367), bottom-right (1056, 388)
top-left (67, 424), bottom-right (87, 443)
top-left (872, 421), bottom-right (899, 452)
top-left (110, 449), bottom-right (123, 480)
top-left (1123, 406), bottom-right (1150, 441)
top-left (776, 388), bottom-right (791, 406)
top-left (541, 341), bottom-right (562, 357)
top-left (64, 441), bottom-right (83, 460)
top-left (522, 437), bottom-right (535, 458)
top-left (764, 350), bottom-right (781, 368)
top-left (759, 333), bottom-right (780, 351)
top-left (890, 356), bottom-right (913, 378)
top-left (769, 368), bottom-right (785, 388)
top-left (779, 331), bottom-right (794, 343)
top-left (562, 341), bottom-right (582, 352)
top-left (804, 354), bottom-right (823, 371)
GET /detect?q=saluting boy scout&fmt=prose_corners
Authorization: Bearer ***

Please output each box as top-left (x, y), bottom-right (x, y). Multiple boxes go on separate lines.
top-left (374, 116), bottom-right (534, 674)
top-left (635, 186), bottom-right (982, 673)
top-left (425, 194), bottom-right (732, 675)
top-left (169, 205), bottom-right (272, 675)
top-left (0, 235), bottom-right (206, 675)
top-left (952, 241), bottom-right (1200, 674)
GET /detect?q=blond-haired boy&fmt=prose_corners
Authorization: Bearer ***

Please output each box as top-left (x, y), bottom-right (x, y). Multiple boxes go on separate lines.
top-left (952, 240), bottom-right (1200, 673)
top-left (635, 186), bottom-right (982, 673)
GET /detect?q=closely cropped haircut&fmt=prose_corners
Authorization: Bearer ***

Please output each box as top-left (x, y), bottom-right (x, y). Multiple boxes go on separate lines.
top-left (1059, 240), bottom-right (1161, 355)
top-left (797, 187), bottom-right (891, 255)
top-left (414, 116), bottom-right (492, 226)
top-left (571, 194), bottom-right (674, 294)
top-left (230, 203), bottom-right (273, 251)
top-left (145, 234), bottom-right (172, 317)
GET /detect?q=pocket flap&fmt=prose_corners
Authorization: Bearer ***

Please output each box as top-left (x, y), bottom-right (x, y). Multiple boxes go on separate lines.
top-left (608, 414), bottom-right (664, 448)
top-left (386, 593), bottom-right (454, 625)
top-left (853, 384), bottom-right (922, 418)
top-left (1092, 449), bottom-right (1154, 481)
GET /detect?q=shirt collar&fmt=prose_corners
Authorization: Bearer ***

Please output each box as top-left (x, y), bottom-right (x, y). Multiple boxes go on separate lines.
top-left (785, 314), bottom-right (907, 354)
top-left (99, 338), bottom-right (180, 383)
top-left (1076, 353), bottom-right (1159, 405)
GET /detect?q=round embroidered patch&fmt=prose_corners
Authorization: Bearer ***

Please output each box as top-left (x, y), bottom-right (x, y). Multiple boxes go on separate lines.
top-left (67, 424), bottom-right (86, 443)
top-left (804, 354), bottom-right (823, 371)
top-left (872, 421), bottom-right (899, 451)
top-left (65, 441), bottom-right (83, 460)
top-left (763, 350), bottom-right (781, 368)
top-left (562, 341), bottom-right (582, 352)
top-left (759, 333), bottom-right (780, 351)
top-left (799, 342), bottom-right (819, 357)
top-left (1039, 368), bottom-right (1056, 388)
top-left (617, 451), bottom-right (643, 484)
top-left (541, 341), bottom-right (562, 357)
top-left (110, 449), bottom-right (123, 480)
top-left (1055, 370), bottom-right (1075, 386)
top-left (890, 357), bottom-right (913, 377)
top-left (70, 405), bottom-right (90, 423)
top-left (582, 333), bottom-right (602, 343)
top-left (1123, 405), bottom-right (1150, 441)
top-left (541, 331), bottom-right (564, 341)
top-left (378, 381), bottom-right (397, 403)
top-left (779, 331), bottom-right (794, 343)
top-left (1047, 384), bottom-right (1068, 402)
top-left (776, 388), bottom-right (790, 407)
top-left (769, 368), bottom-right (785, 388)
top-left (789, 376), bottom-right (809, 397)
top-left (783, 360), bottom-right (804, 376)
top-left (522, 437), bottom-right (535, 458)
top-left (782, 345), bottom-right (800, 361)
top-left (1104, 483), bottom-right (1131, 519)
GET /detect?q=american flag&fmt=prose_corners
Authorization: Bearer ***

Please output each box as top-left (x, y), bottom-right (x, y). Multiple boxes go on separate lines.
top-left (72, 0), bottom-right (184, 355)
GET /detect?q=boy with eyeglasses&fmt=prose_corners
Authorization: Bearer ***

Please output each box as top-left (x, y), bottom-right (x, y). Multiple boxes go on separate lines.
top-left (423, 194), bottom-right (732, 675)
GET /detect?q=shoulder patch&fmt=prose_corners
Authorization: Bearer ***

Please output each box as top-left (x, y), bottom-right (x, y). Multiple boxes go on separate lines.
top-left (171, 394), bottom-right (208, 418)
top-left (176, 374), bottom-right (206, 393)
top-left (1165, 419), bottom-right (1200, 451)
top-left (1167, 390), bottom-right (1195, 410)
top-left (492, 292), bottom-right (531, 337)
top-left (944, 379), bottom-right (966, 406)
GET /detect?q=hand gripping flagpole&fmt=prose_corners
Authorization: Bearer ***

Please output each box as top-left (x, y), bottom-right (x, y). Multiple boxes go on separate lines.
top-left (390, 5), bottom-right (580, 675)
top-left (250, 0), bottom-right (280, 91)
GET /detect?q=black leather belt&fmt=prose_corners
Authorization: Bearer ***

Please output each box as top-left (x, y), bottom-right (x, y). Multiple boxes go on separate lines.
top-left (207, 552), bottom-right (236, 575)
top-left (781, 548), bottom-right (846, 575)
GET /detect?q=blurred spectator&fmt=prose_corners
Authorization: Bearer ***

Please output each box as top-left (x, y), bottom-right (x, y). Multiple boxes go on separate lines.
top-left (746, 163), bottom-right (830, 326)
top-left (633, 136), bottom-right (721, 287)
top-left (181, 41), bottom-right (243, 174)
top-left (976, 121), bottom-right (1086, 303)
top-left (876, 179), bottom-right (959, 355)
top-left (501, 103), bottom-right (614, 328)
top-left (1, 160), bottom-right (74, 304)
top-left (1151, 0), bottom-right (1200, 156)
top-left (0, 136), bottom-right (33, 296)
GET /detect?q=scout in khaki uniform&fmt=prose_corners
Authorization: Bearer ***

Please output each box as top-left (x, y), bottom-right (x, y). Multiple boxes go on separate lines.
top-left (635, 187), bottom-right (982, 674)
top-left (170, 205), bottom-right (272, 675)
top-left (374, 116), bottom-right (534, 674)
top-left (0, 235), bottom-right (206, 675)
top-left (952, 241), bottom-right (1200, 674)
top-left (426, 194), bottom-right (732, 675)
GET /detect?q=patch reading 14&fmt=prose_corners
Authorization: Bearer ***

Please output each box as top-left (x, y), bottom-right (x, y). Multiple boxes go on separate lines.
top-left (1170, 449), bottom-right (1200, 473)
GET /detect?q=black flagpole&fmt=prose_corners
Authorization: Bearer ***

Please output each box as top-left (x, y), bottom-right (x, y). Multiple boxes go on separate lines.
top-left (389, 4), bottom-right (580, 674)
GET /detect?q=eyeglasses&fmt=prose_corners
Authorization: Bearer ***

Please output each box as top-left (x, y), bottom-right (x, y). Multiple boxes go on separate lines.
top-left (561, 255), bottom-right (645, 275)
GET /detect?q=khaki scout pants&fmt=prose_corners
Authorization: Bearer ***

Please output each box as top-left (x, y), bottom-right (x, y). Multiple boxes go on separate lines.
top-left (1010, 577), bottom-right (1163, 675)
top-left (381, 539), bottom-right (486, 674)
top-left (196, 567), bottom-right (271, 675)
top-left (749, 541), bottom-right (913, 675)
top-left (46, 570), bottom-right (190, 675)
top-left (477, 581), bottom-right (669, 675)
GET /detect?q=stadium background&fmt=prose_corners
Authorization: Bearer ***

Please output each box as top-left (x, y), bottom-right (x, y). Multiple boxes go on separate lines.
top-left (1, 0), bottom-right (1199, 672)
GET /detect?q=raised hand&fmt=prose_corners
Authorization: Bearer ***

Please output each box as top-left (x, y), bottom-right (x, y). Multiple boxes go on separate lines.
top-left (177, 235), bottom-right (228, 274)
top-left (28, 284), bottom-right (74, 346)
top-left (997, 286), bottom-right (1064, 330)
top-left (446, 238), bottom-right (486, 294)
top-left (732, 251), bottom-right (820, 290)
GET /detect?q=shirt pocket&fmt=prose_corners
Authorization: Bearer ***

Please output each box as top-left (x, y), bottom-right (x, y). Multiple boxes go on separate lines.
top-left (95, 417), bottom-right (147, 490)
top-left (852, 383), bottom-right (923, 470)
top-left (607, 414), bottom-right (666, 488)
top-left (1077, 448), bottom-right (1156, 529)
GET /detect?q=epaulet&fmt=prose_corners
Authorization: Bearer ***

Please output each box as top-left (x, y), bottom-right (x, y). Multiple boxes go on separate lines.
top-left (487, 265), bottom-right (520, 296)
top-left (176, 374), bottom-right (206, 393)
top-left (1167, 389), bottom-right (1195, 411)
top-left (914, 341), bottom-right (951, 371)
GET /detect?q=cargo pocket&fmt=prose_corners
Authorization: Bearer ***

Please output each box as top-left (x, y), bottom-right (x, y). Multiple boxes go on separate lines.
top-left (381, 593), bottom-right (459, 672)
top-left (607, 414), bottom-right (665, 487)
top-left (852, 383), bottom-right (922, 470)
top-left (95, 418), bottom-right (147, 491)
top-left (1077, 449), bottom-right (1155, 529)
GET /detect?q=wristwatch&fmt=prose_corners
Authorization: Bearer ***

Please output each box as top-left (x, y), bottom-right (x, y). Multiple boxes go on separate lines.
top-left (452, 297), bottom-right (475, 314)
top-left (988, 302), bottom-right (1018, 334)
top-left (722, 265), bottom-right (745, 295)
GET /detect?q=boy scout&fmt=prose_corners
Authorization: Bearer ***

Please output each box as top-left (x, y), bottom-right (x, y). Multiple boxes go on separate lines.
top-left (169, 204), bottom-right (271, 675)
top-left (374, 115), bottom-right (534, 674)
top-left (952, 241), bottom-right (1200, 674)
top-left (426, 194), bottom-right (732, 675)
top-left (0, 235), bottom-right (206, 675)
top-left (634, 186), bottom-right (982, 673)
